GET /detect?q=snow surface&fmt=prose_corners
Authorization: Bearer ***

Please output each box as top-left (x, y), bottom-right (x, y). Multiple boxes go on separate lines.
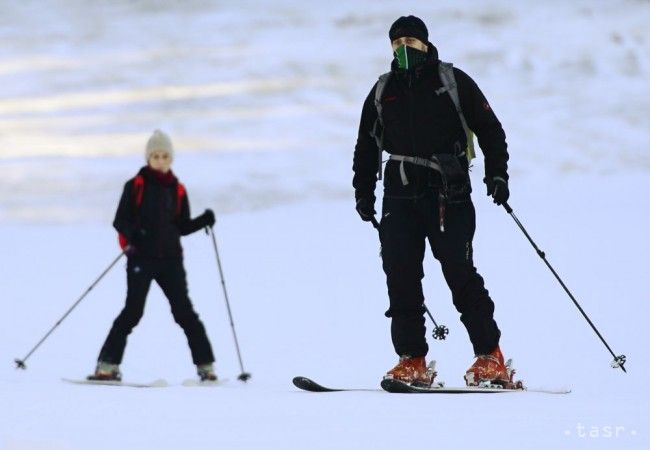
top-left (1, 0), bottom-right (649, 449)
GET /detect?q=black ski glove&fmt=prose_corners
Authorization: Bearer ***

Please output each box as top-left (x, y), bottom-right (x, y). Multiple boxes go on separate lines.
top-left (125, 229), bottom-right (147, 256)
top-left (484, 176), bottom-right (509, 206)
top-left (355, 197), bottom-right (376, 222)
top-left (124, 244), bottom-right (137, 257)
top-left (200, 209), bottom-right (216, 228)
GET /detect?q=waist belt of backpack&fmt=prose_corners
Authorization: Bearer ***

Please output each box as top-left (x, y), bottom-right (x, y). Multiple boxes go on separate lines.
top-left (388, 155), bottom-right (443, 186)
top-left (388, 155), bottom-right (448, 232)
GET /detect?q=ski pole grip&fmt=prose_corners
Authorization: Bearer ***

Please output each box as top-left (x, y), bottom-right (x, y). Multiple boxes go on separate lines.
top-left (370, 216), bottom-right (380, 229)
top-left (503, 202), bottom-right (513, 214)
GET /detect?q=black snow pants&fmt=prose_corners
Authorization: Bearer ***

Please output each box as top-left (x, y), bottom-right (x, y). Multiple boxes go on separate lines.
top-left (380, 190), bottom-right (501, 357)
top-left (98, 257), bottom-right (214, 365)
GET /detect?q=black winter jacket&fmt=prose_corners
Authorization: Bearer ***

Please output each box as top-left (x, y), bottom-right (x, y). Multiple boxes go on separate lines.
top-left (113, 166), bottom-right (208, 258)
top-left (353, 44), bottom-right (509, 201)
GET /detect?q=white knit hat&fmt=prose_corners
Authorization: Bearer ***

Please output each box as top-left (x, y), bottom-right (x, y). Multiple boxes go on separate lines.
top-left (145, 129), bottom-right (174, 162)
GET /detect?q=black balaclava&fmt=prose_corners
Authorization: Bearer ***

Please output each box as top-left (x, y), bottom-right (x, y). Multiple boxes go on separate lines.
top-left (389, 15), bottom-right (430, 71)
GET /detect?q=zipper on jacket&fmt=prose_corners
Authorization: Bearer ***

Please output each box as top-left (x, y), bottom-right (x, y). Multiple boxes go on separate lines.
top-left (158, 185), bottom-right (164, 258)
top-left (407, 72), bottom-right (416, 185)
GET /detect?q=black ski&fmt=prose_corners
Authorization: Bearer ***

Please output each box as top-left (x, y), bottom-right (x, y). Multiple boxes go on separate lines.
top-left (380, 378), bottom-right (570, 394)
top-left (292, 376), bottom-right (569, 394)
top-left (381, 378), bottom-right (515, 394)
top-left (292, 376), bottom-right (381, 392)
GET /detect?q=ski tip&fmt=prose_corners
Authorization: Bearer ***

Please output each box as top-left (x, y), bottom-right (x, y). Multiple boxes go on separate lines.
top-left (526, 386), bottom-right (572, 395)
top-left (292, 376), bottom-right (311, 389)
top-left (292, 376), bottom-right (339, 392)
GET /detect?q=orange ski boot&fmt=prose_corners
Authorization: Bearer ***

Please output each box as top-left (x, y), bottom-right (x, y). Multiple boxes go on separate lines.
top-left (384, 355), bottom-right (436, 387)
top-left (464, 346), bottom-right (520, 388)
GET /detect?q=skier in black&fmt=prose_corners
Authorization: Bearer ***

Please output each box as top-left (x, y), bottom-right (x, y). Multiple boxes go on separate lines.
top-left (91, 130), bottom-right (218, 382)
top-left (353, 16), bottom-right (513, 387)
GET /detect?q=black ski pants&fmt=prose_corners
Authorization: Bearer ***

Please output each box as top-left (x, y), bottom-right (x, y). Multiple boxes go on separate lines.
top-left (98, 257), bottom-right (214, 365)
top-left (380, 191), bottom-right (501, 357)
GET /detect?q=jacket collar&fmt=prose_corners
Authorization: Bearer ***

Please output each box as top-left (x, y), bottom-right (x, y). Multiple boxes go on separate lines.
top-left (139, 166), bottom-right (178, 186)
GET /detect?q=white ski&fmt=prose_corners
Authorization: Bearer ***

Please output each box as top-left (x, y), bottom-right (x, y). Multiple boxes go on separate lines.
top-left (181, 378), bottom-right (227, 387)
top-left (62, 378), bottom-right (168, 388)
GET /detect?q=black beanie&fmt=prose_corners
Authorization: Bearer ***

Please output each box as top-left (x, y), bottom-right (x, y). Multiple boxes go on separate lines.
top-left (389, 15), bottom-right (428, 44)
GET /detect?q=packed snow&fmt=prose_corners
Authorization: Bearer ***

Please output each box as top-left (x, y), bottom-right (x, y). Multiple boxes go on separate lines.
top-left (1, 1), bottom-right (648, 449)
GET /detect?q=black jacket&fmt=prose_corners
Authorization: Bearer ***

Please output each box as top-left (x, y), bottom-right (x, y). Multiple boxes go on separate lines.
top-left (113, 166), bottom-right (208, 258)
top-left (353, 44), bottom-right (509, 201)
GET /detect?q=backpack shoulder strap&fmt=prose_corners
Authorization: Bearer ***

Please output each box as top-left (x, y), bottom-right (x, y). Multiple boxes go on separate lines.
top-left (175, 182), bottom-right (186, 216)
top-left (118, 174), bottom-right (145, 250)
top-left (132, 175), bottom-right (185, 216)
top-left (133, 175), bottom-right (145, 208)
top-left (371, 72), bottom-right (392, 180)
top-left (436, 61), bottom-right (476, 162)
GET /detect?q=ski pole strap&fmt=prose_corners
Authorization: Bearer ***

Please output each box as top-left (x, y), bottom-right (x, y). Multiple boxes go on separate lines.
top-left (388, 155), bottom-right (443, 186)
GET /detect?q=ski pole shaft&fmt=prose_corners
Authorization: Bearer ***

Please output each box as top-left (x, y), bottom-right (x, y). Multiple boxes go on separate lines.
top-left (424, 305), bottom-right (437, 326)
top-left (207, 226), bottom-right (251, 382)
top-left (15, 251), bottom-right (125, 370)
top-left (502, 202), bottom-right (626, 372)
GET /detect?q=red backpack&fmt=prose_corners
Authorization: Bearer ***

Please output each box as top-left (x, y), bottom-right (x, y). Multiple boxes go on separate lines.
top-left (118, 175), bottom-right (186, 249)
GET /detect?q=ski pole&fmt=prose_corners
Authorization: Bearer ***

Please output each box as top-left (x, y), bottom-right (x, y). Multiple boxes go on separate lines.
top-left (207, 225), bottom-right (251, 382)
top-left (425, 306), bottom-right (450, 340)
top-left (369, 216), bottom-right (449, 341)
top-left (502, 201), bottom-right (626, 373)
top-left (15, 251), bottom-right (126, 370)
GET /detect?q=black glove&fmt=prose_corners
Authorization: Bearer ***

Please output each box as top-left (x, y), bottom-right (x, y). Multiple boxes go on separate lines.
top-left (124, 244), bottom-right (137, 257)
top-left (201, 209), bottom-right (216, 228)
top-left (355, 197), bottom-right (376, 222)
top-left (125, 229), bottom-right (147, 256)
top-left (484, 176), bottom-right (509, 206)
